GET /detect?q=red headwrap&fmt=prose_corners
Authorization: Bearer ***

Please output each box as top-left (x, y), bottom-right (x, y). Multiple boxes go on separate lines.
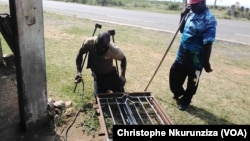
top-left (189, 0), bottom-right (204, 4)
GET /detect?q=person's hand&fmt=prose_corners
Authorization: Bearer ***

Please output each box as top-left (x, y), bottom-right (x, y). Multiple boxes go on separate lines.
top-left (180, 6), bottom-right (191, 22)
top-left (204, 63), bottom-right (213, 73)
top-left (119, 76), bottom-right (126, 86)
top-left (74, 73), bottom-right (82, 83)
top-left (182, 5), bottom-right (191, 16)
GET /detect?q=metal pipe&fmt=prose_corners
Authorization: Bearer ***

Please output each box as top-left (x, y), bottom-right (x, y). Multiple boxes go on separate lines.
top-left (144, 14), bottom-right (187, 92)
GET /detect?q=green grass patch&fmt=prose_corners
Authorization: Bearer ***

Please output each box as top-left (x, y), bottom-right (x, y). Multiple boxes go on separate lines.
top-left (1, 4), bottom-right (250, 131)
top-left (41, 12), bottom-right (250, 125)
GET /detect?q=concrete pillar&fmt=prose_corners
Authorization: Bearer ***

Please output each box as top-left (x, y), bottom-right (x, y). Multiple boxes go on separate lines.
top-left (11, 0), bottom-right (48, 130)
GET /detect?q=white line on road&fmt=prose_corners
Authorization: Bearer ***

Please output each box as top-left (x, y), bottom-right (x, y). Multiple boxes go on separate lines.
top-left (235, 33), bottom-right (250, 37)
top-left (107, 15), bottom-right (155, 24)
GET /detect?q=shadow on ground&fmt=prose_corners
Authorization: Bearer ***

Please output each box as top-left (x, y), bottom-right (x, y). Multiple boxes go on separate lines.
top-left (0, 66), bottom-right (61, 141)
top-left (186, 105), bottom-right (233, 125)
top-left (158, 97), bottom-right (233, 125)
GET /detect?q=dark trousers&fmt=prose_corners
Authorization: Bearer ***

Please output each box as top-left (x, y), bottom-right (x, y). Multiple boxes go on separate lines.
top-left (169, 61), bottom-right (202, 106)
top-left (92, 70), bottom-right (124, 95)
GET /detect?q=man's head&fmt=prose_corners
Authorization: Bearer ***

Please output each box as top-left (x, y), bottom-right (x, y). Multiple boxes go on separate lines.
top-left (95, 32), bottom-right (110, 55)
top-left (189, 0), bottom-right (206, 14)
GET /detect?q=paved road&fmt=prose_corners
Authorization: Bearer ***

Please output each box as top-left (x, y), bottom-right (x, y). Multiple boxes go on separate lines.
top-left (1, 0), bottom-right (250, 45)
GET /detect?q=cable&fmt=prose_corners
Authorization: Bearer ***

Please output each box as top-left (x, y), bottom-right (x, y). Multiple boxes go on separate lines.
top-left (64, 109), bottom-right (81, 141)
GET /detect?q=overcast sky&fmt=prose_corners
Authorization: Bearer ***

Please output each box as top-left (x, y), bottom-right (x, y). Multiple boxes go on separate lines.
top-left (209, 0), bottom-right (250, 8)
top-left (167, 0), bottom-right (250, 8)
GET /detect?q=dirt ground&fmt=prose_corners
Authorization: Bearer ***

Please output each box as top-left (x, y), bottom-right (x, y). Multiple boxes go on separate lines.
top-left (0, 65), bottom-right (103, 141)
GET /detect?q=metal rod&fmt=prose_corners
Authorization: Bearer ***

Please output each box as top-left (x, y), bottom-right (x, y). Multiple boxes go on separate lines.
top-left (124, 100), bottom-right (138, 125)
top-left (107, 98), bottom-right (116, 125)
top-left (145, 97), bottom-right (164, 124)
top-left (115, 98), bottom-right (127, 124)
top-left (144, 15), bottom-right (187, 92)
top-left (138, 97), bottom-right (154, 124)
top-left (130, 100), bottom-right (145, 124)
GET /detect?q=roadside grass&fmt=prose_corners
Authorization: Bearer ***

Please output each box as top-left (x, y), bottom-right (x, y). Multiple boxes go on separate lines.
top-left (42, 12), bottom-right (250, 125)
top-left (1, 5), bottom-right (250, 129)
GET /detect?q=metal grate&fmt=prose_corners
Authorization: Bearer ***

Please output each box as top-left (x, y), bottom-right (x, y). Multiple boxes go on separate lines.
top-left (95, 92), bottom-right (172, 141)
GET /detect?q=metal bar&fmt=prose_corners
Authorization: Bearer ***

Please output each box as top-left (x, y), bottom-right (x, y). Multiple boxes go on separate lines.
top-left (150, 96), bottom-right (173, 125)
top-left (137, 97), bottom-right (154, 124)
top-left (115, 98), bottom-right (127, 125)
top-left (130, 100), bottom-right (145, 124)
top-left (96, 92), bottom-right (172, 140)
top-left (145, 97), bottom-right (164, 124)
top-left (96, 97), bottom-right (110, 141)
top-left (124, 99), bottom-right (137, 125)
top-left (107, 98), bottom-right (116, 125)
top-left (121, 104), bottom-right (131, 124)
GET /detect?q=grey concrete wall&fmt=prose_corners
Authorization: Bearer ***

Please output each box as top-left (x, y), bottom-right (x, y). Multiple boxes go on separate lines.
top-left (0, 39), bottom-right (3, 65)
top-left (14, 0), bottom-right (48, 130)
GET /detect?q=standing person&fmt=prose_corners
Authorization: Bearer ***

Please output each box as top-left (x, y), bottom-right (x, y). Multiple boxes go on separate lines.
top-left (169, 0), bottom-right (217, 110)
top-left (75, 31), bottom-right (127, 97)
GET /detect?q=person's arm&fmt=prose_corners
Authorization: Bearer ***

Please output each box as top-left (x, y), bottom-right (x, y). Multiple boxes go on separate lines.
top-left (118, 56), bottom-right (127, 86)
top-left (180, 6), bottom-right (190, 33)
top-left (203, 43), bottom-right (213, 73)
top-left (120, 56), bottom-right (127, 78)
top-left (76, 46), bottom-right (84, 74)
top-left (111, 43), bottom-right (127, 84)
top-left (75, 43), bottom-right (88, 82)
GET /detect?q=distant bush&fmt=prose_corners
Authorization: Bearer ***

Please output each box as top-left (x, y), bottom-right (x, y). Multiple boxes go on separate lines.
top-left (167, 2), bottom-right (180, 11)
top-left (78, 0), bottom-right (88, 4)
top-left (110, 1), bottom-right (124, 7)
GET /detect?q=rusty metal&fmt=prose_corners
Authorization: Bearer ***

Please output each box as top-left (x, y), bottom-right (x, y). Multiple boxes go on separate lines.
top-left (95, 92), bottom-right (172, 141)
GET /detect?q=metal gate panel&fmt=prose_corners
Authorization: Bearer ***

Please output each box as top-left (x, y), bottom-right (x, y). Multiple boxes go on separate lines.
top-left (95, 92), bottom-right (172, 141)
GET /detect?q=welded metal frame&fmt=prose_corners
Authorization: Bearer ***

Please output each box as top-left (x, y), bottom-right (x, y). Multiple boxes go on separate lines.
top-left (95, 92), bottom-right (172, 141)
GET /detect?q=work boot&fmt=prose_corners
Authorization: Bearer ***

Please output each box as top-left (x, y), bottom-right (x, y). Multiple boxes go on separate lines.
top-left (172, 93), bottom-right (183, 105)
top-left (178, 94), bottom-right (192, 111)
top-left (173, 97), bottom-right (180, 105)
top-left (178, 103), bottom-right (189, 111)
